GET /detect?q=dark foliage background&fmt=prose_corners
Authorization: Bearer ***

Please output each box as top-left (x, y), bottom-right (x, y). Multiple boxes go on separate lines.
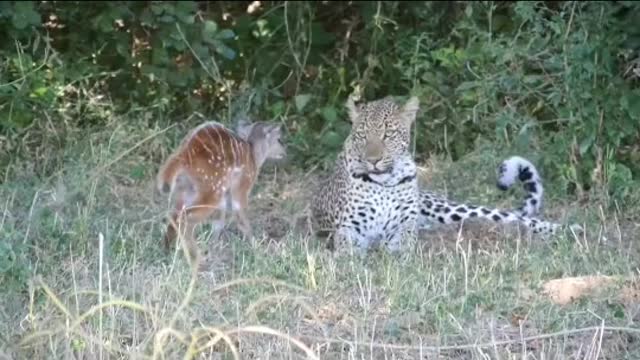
top-left (2, 1), bottom-right (640, 205)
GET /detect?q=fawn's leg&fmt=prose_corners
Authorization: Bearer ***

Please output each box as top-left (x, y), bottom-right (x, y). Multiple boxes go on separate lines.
top-left (230, 187), bottom-right (252, 239)
top-left (164, 191), bottom-right (220, 265)
top-left (164, 199), bottom-right (191, 252)
top-left (164, 193), bottom-right (196, 251)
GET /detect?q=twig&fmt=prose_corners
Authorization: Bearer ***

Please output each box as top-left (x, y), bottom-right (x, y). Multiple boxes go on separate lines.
top-left (564, 1), bottom-right (577, 43)
top-left (0, 37), bottom-right (52, 89)
top-left (175, 23), bottom-right (222, 84)
top-left (89, 123), bottom-right (177, 183)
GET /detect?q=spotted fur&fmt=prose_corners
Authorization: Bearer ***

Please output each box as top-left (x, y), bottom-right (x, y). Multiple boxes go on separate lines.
top-left (311, 96), bottom-right (421, 255)
top-left (497, 156), bottom-right (544, 217)
top-left (416, 155), bottom-right (561, 235)
top-left (312, 96), bottom-right (570, 256)
top-left (157, 120), bottom-right (286, 261)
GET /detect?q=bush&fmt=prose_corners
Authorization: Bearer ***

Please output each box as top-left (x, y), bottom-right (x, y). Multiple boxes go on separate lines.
top-left (1, 1), bottom-right (639, 206)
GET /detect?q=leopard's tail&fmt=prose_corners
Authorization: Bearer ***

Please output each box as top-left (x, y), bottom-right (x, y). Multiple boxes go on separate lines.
top-left (416, 190), bottom-right (561, 235)
top-left (496, 156), bottom-right (544, 217)
top-left (415, 156), bottom-right (584, 235)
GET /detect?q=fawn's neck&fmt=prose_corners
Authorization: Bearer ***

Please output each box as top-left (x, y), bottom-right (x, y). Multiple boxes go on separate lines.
top-left (247, 141), bottom-right (268, 172)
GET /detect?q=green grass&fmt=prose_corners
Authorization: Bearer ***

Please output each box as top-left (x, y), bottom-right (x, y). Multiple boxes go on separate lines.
top-left (2, 116), bottom-right (640, 360)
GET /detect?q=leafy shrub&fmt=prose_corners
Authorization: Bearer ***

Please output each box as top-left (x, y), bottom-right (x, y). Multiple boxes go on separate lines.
top-left (1, 1), bottom-right (639, 205)
top-left (393, 1), bottom-right (640, 205)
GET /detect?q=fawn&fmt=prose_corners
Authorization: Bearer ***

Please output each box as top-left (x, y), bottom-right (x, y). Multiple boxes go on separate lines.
top-left (156, 120), bottom-right (286, 261)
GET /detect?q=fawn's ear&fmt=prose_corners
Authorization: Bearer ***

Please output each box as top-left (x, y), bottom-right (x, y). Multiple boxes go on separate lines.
top-left (266, 123), bottom-right (282, 137)
top-left (236, 118), bottom-right (255, 140)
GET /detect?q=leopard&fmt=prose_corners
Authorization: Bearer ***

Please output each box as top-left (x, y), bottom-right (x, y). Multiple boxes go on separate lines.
top-left (310, 95), bottom-right (574, 256)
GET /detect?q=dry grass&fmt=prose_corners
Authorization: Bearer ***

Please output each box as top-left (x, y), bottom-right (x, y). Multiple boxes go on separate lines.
top-left (2, 120), bottom-right (640, 360)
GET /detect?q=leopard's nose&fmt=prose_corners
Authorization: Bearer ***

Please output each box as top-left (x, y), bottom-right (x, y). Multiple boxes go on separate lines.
top-left (366, 154), bottom-right (383, 165)
top-left (364, 137), bottom-right (384, 164)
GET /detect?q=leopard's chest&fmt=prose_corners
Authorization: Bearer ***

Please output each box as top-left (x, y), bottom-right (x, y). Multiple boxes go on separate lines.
top-left (343, 178), bottom-right (419, 238)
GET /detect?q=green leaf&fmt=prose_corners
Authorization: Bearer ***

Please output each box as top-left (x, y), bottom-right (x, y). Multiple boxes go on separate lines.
top-left (167, 71), bottom-right (189, 87)
top-left (464, 3), bottom-right (473, 18)
top-left (578, 135), bottom-right (595, 156)
top-left (152, 46), bottom-right (169, 66)
top-left (175, 1), bottom-right (197, 22)
top-left (456, 81), bottom-right (480, 92)
top-left (167, 35), bottom-right (186, 51)
top-left (202, 20), bottom-right (218, 43)
top-left (192, 42), bottom-right (209, 60)
top-left (625, 92), bottom-right (640, 120)
top-left (176, 13), bottom-right (195, 24)
top-left (0, 2), bottom-right (12, 16)
top-left (139, 8), bottom-right (154, 26)
top-left (492, 14), bottom-right (512, 32)
top-left (269, 100), bottom-right (286, 117)
top-left (30, 87), bottom-right (48, 98)
top-left (150, 3), bottom-right (165, 15)
top-left (214, 42), bottom-right (236, 60)
top-left (216, 29), bottom-right (235, 40)
top-left (176, 1), bottom-right (198, 12)
top-left (95, 13), bottom-right (113, 33)
top-left (130, 164), bottom-right (146, 180)
top-left (523, 75), bottom-right (543, 85)
top-left (11, 1), bottom-right (40, 30)
top-left (11, 17), bottom-right (27, 30)
top-left (115, 37), bottom-right (130, 58)
top-left (320, 106), bottom-right (338, 123)
top-left (320, 131), bottom-right (343, 148)
top-left (294, 94), bottom-right (312, 113)
top-left (310, 22), bottom-right (336, 47)
top-left (158, 14), bottom-right (174, 23)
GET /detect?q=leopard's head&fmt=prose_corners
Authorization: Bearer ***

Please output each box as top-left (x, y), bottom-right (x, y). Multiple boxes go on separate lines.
top-left (343, 96), bottom-right (420, 177)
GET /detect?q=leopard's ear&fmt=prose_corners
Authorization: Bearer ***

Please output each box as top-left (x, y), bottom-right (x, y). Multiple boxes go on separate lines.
top-left (346, 96), bottom-right (360, 125)
top-left (399, 96), bottom-right (420, 126)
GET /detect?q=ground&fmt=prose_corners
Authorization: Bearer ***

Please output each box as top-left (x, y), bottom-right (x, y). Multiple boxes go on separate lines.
top-left (1, 120), bottom-right (640, 359)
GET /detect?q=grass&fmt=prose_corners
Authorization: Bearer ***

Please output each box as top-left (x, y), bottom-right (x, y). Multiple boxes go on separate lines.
top-left (1, 111), bottom-right (640, 360)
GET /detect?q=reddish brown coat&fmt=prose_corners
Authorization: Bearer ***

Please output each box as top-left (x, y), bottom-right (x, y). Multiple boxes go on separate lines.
top-left (156, 121), bottom-right (285, 262)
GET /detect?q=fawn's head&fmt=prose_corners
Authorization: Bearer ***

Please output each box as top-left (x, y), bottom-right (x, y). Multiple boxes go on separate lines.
top-left (237, 121), bottom-right (286, 166)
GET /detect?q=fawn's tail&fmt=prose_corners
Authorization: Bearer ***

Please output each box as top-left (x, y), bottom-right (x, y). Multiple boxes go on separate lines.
top-left (156, 155), bottom-right (198, 208)
top-left (157, 155), bottom-right (185, 194)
